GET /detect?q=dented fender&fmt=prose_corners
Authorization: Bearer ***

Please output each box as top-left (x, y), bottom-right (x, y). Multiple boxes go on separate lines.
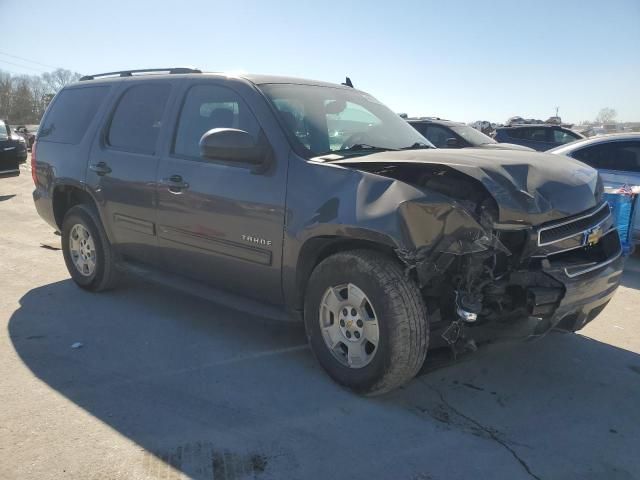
top-left (282, 153), bottom-right (508, 310)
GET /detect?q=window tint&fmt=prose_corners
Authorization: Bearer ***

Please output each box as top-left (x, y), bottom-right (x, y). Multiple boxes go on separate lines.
top-left (425, 125), bottom-right (455, 148)
top-left (39, 86), bottom-right (108, 144)
top-left (507, 127), bottom-right (548, 142)
top-left (573, 141), bottom-right (640, 172)
top-left (553, 129), bottom-right (579, 144)
top-left (0, 120), bottom-right (8, 140)
top-left (107, 84), bottom-right (171, 154)
top-left (174, 84), bottom-right (259, 158)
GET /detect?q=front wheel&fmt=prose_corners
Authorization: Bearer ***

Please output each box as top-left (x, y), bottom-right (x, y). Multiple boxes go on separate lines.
top-left (304, 250), bottom-right (429, 395)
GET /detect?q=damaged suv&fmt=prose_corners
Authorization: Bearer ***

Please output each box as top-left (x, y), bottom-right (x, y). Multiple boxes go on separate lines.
top-left (32, 69), bottom-right (624, 395)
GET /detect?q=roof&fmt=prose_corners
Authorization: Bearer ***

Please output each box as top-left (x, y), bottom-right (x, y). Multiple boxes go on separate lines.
top-left (497, 124), bottom-right (569, 129)
top-left (406, 117), bottom-right (464, 127)
top-left (73, 68), bottom-right (351, 90)
top-left (549, 133), bottom-right (640, 154)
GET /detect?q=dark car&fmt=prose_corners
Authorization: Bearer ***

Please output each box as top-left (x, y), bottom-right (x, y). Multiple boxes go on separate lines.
top-left (32, 68), bottom-right (622, 395)
top-left (493, 124), bottom-right (584, 151)
top-left (550, 133), bottom-right (640, 242)
top-left (408, 117), bottom-right (534, 151)
top-left (14, 125), bottom-right (37, 151)
top-left (1, 119), bottom-right (27, 178)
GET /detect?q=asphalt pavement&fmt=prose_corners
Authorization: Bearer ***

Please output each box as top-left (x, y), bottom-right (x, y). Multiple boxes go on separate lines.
top-left (1, 164), bottom-right (639, 480)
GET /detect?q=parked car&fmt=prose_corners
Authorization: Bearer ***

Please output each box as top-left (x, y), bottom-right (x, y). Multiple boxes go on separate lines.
top-left (408, 118), bottom-right (534, 151)
top-left (33, 68), bottom-right (622, 395)
top-left (0, 119), bottom-right (26, 177)
top-left (549, 133), bottom-right (640, 242)
top-left (14, 125), bottom-right (38, 151)
top-left (494, 125), bottom-right (584, 151)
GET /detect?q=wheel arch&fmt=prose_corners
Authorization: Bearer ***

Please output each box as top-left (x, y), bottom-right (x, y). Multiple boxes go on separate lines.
top-left (52, 183), bottom-right (114, 243)
top-left (292, 233), bottom-right (404, 313)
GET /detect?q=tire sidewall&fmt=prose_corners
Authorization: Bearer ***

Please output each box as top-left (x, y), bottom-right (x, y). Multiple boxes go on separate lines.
top-left (304, 254), bottom-right (397, 393)
top-left (61, 206), bottom-right (107, 290)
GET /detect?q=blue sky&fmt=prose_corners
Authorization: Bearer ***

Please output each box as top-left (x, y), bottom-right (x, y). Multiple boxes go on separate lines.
top-left (1, 0), bottom-right (638, 123)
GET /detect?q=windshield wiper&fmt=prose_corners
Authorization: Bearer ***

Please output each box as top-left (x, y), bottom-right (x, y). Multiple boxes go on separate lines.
top-left (320, 144), bottom-right (399, 156)
top-left (400, 142), bottom-right (433, 150)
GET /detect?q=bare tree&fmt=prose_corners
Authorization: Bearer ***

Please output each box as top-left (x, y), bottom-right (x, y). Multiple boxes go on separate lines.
top-left (0, 68), bottom-right (81, 124)
top-left (595, 107), bottom-right (617, 125)
top-left (42, 68), bottom-right (81, 94)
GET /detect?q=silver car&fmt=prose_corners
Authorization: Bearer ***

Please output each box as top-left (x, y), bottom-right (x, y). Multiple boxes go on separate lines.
top-left (549, 133), bottom-right (640, 242)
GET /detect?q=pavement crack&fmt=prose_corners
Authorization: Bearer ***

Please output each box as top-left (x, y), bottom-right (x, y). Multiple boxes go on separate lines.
top-left (424, 382), bottom-right (541, 480)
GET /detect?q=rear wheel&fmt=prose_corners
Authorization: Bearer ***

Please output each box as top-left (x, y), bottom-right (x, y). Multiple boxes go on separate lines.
top-left (304, 250), bottom-right (429, 395)
top-left (61, 204), bottom-right (119, 291)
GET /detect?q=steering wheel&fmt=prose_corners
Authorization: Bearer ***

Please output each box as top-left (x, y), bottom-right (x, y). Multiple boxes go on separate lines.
top-left (340, 132), bottom-right (373, 150)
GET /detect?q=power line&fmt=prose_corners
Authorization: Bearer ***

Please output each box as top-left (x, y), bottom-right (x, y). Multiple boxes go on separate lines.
top-left (0, 59), bottom-right (47, 73)
top-left (0, 50), bottom-right (62, 71)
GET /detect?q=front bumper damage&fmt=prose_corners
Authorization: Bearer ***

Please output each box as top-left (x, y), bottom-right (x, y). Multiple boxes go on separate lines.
top-left (397, 200), bottom-right (624, 350)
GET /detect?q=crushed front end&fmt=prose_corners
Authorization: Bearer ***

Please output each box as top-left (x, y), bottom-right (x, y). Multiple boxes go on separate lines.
top-left (402, 200), bottom-right (623, 350)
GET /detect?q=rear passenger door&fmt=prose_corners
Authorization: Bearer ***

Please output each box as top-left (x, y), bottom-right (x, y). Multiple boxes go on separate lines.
top-left (155, 80), bottom-right (288, 304)
top-left (572, 140), bottom-right (640, 239)
top-left (86, 81), bottom-right (174, 265)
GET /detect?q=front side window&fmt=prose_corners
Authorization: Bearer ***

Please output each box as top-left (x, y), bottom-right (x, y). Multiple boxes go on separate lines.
top-left (107, 84), bottom-right (171, 154)
top-left (260, 84), bottom-right (431, 157)
top-left (450, 125), bottom-right (495, 146)
top-left (0, 120), bottom-right (8, 140)
top-left (39, 86), bottom-right (109, 144)
top-left (173, 84), bottom-right (259, 158)
top-left (425, 125), bottom-right (455, 148)
top-left (553, 129), bottom-right (580, 144)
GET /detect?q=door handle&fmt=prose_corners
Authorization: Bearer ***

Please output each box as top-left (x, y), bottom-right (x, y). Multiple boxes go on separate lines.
top-left (162, 174), bottom-right (189, 193)
top-left (89, 162), bottom-right (112, 176)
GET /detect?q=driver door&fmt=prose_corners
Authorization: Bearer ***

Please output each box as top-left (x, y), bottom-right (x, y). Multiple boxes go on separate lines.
top-left (155, 80), bottom-right (288, 304)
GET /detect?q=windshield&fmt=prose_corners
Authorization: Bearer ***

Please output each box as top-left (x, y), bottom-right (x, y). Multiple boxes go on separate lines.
top-left (0, 120), bottom-right (8, 140)
top-left (450, 125), bottom-right (496, 145)
top-left (260, 84), bottom-right (433, 157)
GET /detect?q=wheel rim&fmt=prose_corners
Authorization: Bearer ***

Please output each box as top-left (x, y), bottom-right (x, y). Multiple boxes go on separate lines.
top-left (319, 283), bottom-right (379, 368)
top-left (69, 224), bottom-right (96, 277)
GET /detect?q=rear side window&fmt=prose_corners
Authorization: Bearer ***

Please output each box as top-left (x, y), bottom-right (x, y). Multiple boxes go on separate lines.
top-left (107, 84), bottom-right (171, 154)
top-left (573, 141), bottom-right (640, 172)
top-left (39, 86), bottom-right (108, 144)
top-left (173, 84), bottom-right (259, 158)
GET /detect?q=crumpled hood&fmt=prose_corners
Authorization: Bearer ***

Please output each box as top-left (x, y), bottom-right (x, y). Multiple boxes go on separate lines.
top-left (333, 148), bottom-right (601, 225)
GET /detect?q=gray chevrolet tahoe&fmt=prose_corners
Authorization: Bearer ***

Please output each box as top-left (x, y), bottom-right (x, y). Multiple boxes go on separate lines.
top-left (32, 68), bottom-right (623, 395)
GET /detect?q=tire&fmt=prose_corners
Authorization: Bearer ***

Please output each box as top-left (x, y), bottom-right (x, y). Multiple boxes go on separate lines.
top-left (304, 250), bottom-right (429, 395)
top-left (61, 204), bottom-right (119, 292)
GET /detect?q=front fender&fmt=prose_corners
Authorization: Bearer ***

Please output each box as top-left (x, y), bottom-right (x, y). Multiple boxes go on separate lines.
top-left (282, 156), bottom-right (499, 311)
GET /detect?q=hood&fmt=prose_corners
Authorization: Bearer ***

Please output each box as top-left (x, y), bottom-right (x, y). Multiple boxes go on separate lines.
top-left (476, 142), bottom-right (535, 152)
top-left (333, 148), bottom-right (601, 226)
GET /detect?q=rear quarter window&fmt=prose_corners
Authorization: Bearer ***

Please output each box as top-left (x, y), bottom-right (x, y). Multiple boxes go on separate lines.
top-left (39, 86), bottom-right (109, 144)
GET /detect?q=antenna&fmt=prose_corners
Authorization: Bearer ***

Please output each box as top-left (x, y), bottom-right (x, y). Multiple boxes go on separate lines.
top-left (342, 77), bottom-right (354, 88)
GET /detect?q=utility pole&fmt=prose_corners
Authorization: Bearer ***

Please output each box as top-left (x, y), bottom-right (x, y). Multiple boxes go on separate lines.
top-left (555, 106), bottom-right (559, 118)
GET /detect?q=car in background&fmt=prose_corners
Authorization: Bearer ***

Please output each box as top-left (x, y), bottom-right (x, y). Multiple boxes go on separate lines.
top-left (494, 124), bottom-right (584, 151)
top-left (14, 125), bottom-right (38, 150)
top-left (549, 133), bottom-right (640, 242)
top-left (408, 118), bottom-right (534, 151)
top-left (0, 119), bottom-right (26, 177)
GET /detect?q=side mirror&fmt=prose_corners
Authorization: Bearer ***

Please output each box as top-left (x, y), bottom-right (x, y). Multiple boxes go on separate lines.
top-left (445, 137), bottom-right (460, 148)
top-left (199, 128), bottom-right (267, 165)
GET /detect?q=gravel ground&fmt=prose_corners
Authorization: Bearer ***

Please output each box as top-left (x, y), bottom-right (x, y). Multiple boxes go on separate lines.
top-left (1, 164), bottom-right (639, 480)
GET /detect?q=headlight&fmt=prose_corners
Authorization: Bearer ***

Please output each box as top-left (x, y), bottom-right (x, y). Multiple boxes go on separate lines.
top-left (595, 174), bottom-right (604, 202)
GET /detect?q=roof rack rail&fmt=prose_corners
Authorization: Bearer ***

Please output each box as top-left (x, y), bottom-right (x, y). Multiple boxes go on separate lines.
top-left (79, 67), bottom-right (202, 81)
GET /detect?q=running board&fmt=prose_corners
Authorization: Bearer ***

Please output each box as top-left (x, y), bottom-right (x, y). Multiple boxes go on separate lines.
top-left (119, 261), bottom-right (296, 323)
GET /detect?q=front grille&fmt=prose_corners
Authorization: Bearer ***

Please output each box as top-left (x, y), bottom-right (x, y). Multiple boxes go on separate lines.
top-left (538, 202), bottom-right (610, 246)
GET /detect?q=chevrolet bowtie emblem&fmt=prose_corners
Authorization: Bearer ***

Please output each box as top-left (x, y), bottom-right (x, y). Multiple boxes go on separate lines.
top-left (585, 226), bottom-right (603, 246)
